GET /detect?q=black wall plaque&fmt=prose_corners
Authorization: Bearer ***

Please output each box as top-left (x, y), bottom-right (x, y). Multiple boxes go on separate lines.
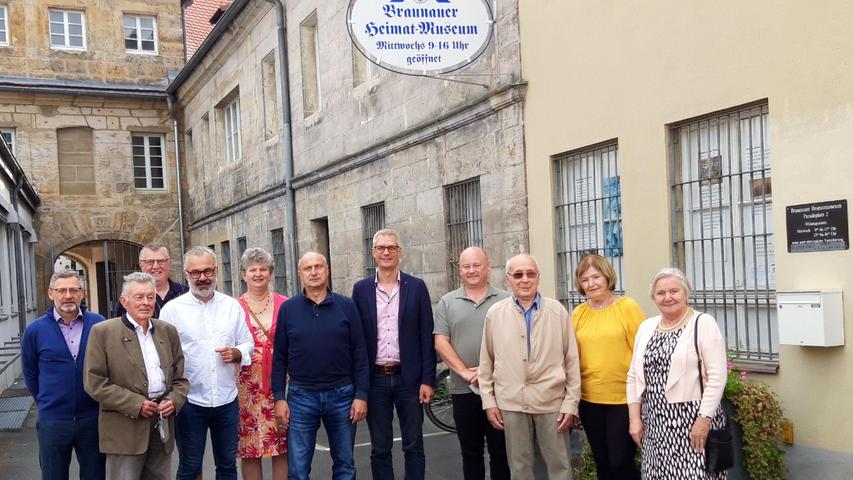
top-left (786, 199), bottom-right (849, 252)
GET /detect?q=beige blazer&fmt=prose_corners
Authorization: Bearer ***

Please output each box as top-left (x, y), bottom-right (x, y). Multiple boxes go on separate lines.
top-left (626, 311), bottom-right (727, 418)
top-left (83, 316), bottom-right (189, 455)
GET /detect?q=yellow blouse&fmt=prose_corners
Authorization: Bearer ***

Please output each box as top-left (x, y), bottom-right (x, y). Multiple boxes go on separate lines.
top-left (571, 296), bottom-right (644, 404)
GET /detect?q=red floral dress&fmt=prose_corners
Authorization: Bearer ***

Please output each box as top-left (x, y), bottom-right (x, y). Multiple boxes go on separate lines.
top-left (237, 292), bottom-right (288, 458)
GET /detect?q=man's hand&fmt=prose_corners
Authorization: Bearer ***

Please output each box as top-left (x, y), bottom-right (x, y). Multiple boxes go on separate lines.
top-left (158, 399), bottom-right (176, 417)
top-left (215, 347), bottom-right (241, 363)
top-left (350, 399), bottom-right (368, 424)
top-left (556, 413), bottom-right (576, 433)
top-left (485, 407), bottom-right (504, 431)
top-left (139, 399), bottom-right (159, 418)
top-left (274, 400), bottom-right (290, 428)
top-left (419, 384), bottom-right (434, 404)
top-left (464, 367), bottom-right (479, 385)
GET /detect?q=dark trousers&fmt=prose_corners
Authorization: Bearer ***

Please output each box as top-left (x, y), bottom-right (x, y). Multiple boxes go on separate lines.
top-left (451, 393), bottom-right (511, 480)
top-left (367, 371), bottom-right (425, 480)
top-left (175, 398), bottom-right (239, 480)
top-left (36, 415), bottom-right (105, 480)
top-left (578, 400), bottom-right (639, 480)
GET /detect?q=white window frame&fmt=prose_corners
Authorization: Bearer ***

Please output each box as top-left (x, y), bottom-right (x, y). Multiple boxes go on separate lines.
top-left (0, 5), bottom-right (9, 47)
top-left (131, 134), bottom-right (167, 191)
top-left (123, 13), bottom-right (157, 54)
top-left (0, 127), bottom-right (15, 155)
top-left (49, 9), bottom-right (86, 51)
top-left (224, 97), bottom-right (242, 163)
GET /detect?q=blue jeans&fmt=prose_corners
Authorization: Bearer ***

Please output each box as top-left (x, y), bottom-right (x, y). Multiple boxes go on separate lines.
top-left (367, 372), bottom-right (425, 480)
top-left (287, 383), bottom-right (356, 480)
top-left (174, 398), bottom-right (239, 480)
top-left (36, 415), bottom-right (105, 480)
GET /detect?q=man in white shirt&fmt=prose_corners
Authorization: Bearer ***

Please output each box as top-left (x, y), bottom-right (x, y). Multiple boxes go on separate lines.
top-left (159, 246), bottom-right (253, 480)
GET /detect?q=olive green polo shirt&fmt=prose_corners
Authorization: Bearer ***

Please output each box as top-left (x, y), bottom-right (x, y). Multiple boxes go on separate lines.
top-left (433, 285), bottom-right (510, 394)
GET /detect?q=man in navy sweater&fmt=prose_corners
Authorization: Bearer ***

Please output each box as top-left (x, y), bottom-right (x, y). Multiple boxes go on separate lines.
top-left (272, 252), bottom-right (369, 480)
top-left (22, 271), bottom-right (106, 480)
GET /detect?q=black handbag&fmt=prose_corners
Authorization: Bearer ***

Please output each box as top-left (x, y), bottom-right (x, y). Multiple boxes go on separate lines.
top-left (694, 314), bottom-right (735, 473)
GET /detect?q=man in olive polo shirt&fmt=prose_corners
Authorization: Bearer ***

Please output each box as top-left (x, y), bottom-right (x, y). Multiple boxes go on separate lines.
top-left (433, 247), bottom-right (510, 480)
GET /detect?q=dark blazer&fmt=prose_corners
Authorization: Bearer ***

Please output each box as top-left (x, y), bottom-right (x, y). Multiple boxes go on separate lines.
top-left (83, 316), bottom-right (189, 455)
top-left (352, 272), bottom-right (436, 391)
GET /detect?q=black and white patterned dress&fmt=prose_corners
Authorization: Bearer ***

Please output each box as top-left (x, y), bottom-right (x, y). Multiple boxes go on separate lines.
top-left (640, 326), bottom-right (727, 480)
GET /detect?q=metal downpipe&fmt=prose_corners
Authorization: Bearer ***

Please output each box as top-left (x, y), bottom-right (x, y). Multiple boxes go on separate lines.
top-left (167, 94), bottom-right (187, 256)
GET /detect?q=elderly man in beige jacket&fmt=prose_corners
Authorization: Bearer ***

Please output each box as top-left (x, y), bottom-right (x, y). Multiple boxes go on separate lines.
top-left (478, 254), bottom-right (581, 480)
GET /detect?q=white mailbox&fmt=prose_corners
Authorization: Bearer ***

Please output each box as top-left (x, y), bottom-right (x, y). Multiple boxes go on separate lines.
top-left (777, 291), bottom-right (844, 347)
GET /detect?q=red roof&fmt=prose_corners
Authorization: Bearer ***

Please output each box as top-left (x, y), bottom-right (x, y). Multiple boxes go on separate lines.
top-left (183, 0), bottom-right (235, 60)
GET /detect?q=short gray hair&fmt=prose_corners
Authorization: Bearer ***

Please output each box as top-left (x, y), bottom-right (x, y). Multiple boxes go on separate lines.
top-left (504, 254), bottom-right (539, 274)
top-left (121, 272), bottom-right (155, 297)
top-left (240, 247), bottom-right (274, 273)
top-left (49, 271), bottom-right (84, 290)
top-left (139, 243), bottom-right (169, 261)
top-left (183, 245), bottom-right (217, 269)
top-left (372, 228), bottom-right (401, 248)
top-left (649, 267), bottom-right (692, 298)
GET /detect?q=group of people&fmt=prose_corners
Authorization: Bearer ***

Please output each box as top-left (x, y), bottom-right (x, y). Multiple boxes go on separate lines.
top-left (20, 228), bottom-right (730, 480)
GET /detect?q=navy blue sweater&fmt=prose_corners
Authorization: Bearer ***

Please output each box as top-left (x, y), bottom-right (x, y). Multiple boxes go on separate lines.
top-left (271, 291), bottom-right (369, 401)
top-left (21, 307), bottom-right (104, 420)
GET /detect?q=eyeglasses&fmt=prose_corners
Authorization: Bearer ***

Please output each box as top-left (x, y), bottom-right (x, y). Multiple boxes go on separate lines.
top-left (373, 245), bottom-right (400, 253)
top-left (509, 270), bottom-right (538, 280)
top-left (51, 287), bottom-right (82, 296)
top-left (185, 268), bottom-right (216, 279)
top-left (140, 258), bottom-right (170, 266)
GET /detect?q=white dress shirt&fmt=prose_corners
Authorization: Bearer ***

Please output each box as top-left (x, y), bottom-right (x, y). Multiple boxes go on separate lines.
top-left (126, 314), bottom-right (167, 399)
top-left (159, 291), bottom-right (253, 408)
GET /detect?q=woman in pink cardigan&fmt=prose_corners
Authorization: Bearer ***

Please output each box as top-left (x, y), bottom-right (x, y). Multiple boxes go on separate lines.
top-left (626, 268), bottom-right (727, 479)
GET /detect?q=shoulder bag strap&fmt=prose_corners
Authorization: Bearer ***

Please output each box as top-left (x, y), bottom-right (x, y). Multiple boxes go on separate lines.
top-left (694, 312), bottom-right (705, 395)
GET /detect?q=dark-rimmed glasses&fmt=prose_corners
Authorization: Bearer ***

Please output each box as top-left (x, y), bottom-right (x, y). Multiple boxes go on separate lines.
top-left (373, 245), bottom-right (400, 253)
top-left (185, 268), bottom-right (216, 279)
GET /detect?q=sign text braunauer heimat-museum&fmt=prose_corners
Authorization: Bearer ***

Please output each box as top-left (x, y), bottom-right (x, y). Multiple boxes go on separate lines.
top-left (347, 0), bottom-right (495, 75)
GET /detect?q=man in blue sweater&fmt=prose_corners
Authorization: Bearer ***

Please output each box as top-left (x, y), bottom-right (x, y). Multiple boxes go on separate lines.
top-left (22, 271), bottom-right (106, 480)
top-left (272, 252), bottom-right (370, 480)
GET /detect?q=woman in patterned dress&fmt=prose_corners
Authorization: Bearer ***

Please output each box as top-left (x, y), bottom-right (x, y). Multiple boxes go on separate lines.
top-left (237, 248), bottom-right (288, 480)
top-left (626, 268), bottom-right (728, 479)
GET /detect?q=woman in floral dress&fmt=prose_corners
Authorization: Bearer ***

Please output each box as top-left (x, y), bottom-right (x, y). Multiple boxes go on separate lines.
top-left (237, 248), bottom-right (288, 479)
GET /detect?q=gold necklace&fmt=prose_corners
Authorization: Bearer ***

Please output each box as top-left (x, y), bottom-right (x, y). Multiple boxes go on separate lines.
top-left (658, 307), bottom-right (691, 332)
top-left (245, 292), bottom-right (271, 316)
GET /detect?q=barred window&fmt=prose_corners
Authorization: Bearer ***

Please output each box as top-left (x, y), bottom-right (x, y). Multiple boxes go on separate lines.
top-left (237, 236), bottom-right (247, 294)
top-left (553, 142), bottom-right (624, 308)
top-left (362, 202), bottom-right (385, 277)
top-left (271, 228), bottom-right (287, 293)
top-left (444, 178), bottom-right (483, 290)
top-left (670, 102), bottom-right (776, 365)
top-left (221, 240), bottom-right (232, 296)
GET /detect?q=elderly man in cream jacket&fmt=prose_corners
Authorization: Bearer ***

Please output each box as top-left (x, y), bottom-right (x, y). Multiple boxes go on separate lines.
top-left (478, 254), bottom-right (581, 480)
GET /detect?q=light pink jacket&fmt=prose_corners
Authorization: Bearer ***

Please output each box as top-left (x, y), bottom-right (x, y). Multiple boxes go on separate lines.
top-left (626, 311), bottom-right (726, 417)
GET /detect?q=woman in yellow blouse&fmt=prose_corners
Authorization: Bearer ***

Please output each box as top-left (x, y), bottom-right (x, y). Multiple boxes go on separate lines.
top-left (571, 254), bottom-right (644, 480)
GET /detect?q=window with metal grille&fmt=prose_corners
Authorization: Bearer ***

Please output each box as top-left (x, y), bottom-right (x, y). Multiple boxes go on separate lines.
top-left (49, 9), bottom-right (86, 50)
top-left (221, 240), bottom-right (232, 296)
top-left (361, 203), bottom-right (385, 277)
top-left (553, 142), bottom-right (624, 308)
top-left (132, 134), bottom-right (166, 190)
top-left (444, 178), bottom-right (483, 290)
top-left (669, 102), bottom-right (776, 364)
top-left (123, 14), bottom-right (157, 54)
top-left (271, 228), bottom-right (287, 293)
top-left (237, 236), bottom-right (247, 294)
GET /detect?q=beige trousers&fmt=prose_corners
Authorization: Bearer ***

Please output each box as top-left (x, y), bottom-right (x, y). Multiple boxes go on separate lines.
top-left (502, 410), bottom-right (573, 480)
top-left (105, 424), bottom-right (171, 480)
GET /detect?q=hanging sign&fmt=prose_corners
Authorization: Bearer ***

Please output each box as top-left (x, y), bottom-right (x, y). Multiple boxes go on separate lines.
top-left (347, 0), bottom-right (495, 76)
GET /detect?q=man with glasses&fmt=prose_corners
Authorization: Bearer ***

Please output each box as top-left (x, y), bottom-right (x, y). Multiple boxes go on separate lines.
top-left (351, 229), bottom-right (436, 480)
top-left (478, 254), bottom-right (581, 480)
top-left (113, 243), bottom-right (188, 318)
top-left (159, 246), bottom-right (253, 480)
top-left (84, 272), bottom-right (188, 479)
top-left (22, 271), bottom-right (106, 480)
top-left (433, 247), bottom-right (511, 480)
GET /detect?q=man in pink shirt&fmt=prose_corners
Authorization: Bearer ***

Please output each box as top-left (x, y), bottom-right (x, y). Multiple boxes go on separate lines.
top-left (351, 229), bottom-right (436, 480)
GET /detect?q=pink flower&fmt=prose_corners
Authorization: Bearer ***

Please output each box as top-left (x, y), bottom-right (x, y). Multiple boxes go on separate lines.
top-left (739, 371), bottom-right (749, 381)
top-left (727, 361), bottom-right (734, 371)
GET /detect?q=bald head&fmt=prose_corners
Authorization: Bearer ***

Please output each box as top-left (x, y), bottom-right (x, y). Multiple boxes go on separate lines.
top-left (298, 252), bottom-right (329, 292)
top-left (458, 247), bottom-right (491, 290)
top-left (504, 254), bottom-right (540, 303)
top-left (298, 251), bottom-right (328, 270)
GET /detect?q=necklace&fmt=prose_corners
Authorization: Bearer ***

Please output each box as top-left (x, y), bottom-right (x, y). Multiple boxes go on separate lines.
top-left (588, 293), bottom-right (617, 310)
top-left (245, 292), bottom-right (271, 317)
top-left (658, 307), bottom-right (691, 332)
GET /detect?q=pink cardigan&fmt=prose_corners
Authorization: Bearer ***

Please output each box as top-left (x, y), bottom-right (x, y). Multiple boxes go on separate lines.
top-left (626, 311), bottom-right (727, 418)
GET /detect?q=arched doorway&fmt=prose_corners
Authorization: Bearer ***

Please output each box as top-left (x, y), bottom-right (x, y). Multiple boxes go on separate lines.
top-left (53, 240), bottom-right (142, 317)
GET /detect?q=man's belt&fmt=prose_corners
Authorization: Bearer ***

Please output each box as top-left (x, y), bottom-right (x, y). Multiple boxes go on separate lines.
top-left (374, 364), bottom-right (401, 374)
